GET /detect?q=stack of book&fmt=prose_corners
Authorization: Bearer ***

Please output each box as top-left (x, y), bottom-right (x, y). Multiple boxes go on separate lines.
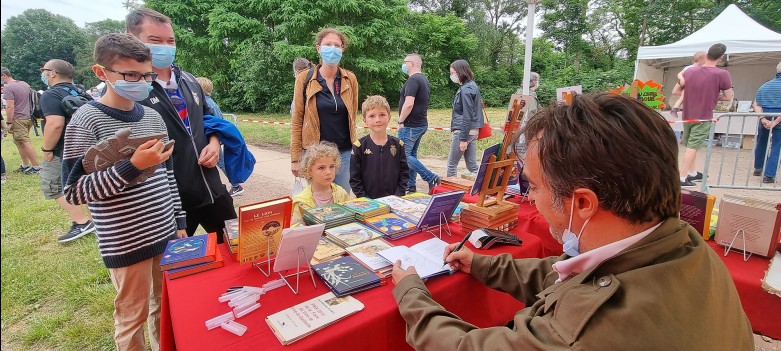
top-left (440, 176), bottom-right (474, 193)
top-left (310, 238), bottom-right (347, 264)
top-left (160, 233), bottom-right (224, 279)
top-left (312, 256), bottom-right (383, 297)
top-left (303, 203), bottom-right (356, 229)
top-left (345, 238), bottom-right (394, 277)
top-left (375, 195), bottom-right (427, 223)
top-left (222, 219), bottom-right (239, 261)
top-left (460, 203), bottom-right (520, 233)
top-left (341, 197), bottom-right (390, 221)
top-left (325, 222), bottom-right (383, 248)
top-left (363, 213), bottom-right (418, 240)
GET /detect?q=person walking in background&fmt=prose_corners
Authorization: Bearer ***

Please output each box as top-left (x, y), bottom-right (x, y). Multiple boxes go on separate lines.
top-left (515, 71), bottom-right (541, 162)
top-left (2, 66), bottom-right (41, 174)
top-left (670, 51), bottom-right (707, 119)
top-left (678, 43), bottom-right (733, 188)
top-left (752, 61), bottom-right (781, 184)
top-left (290, 28), bottom-right (359, 194)
top-left (398, 53), bottom-right (440, 194)
top-left (39, 59), bottom-right (96, 242)
top-left (446, 59), bottom-right (483, 177)
top-left (196, 76), bottom-right (245, 196)
top-left (127, 8), bottom-right (237, 242)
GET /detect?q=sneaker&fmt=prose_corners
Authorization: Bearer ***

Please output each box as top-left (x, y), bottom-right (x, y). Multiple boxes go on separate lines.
top-left (58, 220), bottom-right (96, 243)
top-left (685, 172), bottom-right (703, 182)
top-left (753, 169), bottom-right (762, 176)
top-left (406, 186), bottom-right (417, 195)
top-left (229, 185), bottom-right (245, 196)
top-left (680, 179), bottom-right (696, 188)
top-left (762, 176), bottom-right (776, 184)
top-left (14, 165), bottom-right (30, 173)
top-left (426, 175), bottom-right (441, 192)
top-left (23, 166), bottom-right (41, 175)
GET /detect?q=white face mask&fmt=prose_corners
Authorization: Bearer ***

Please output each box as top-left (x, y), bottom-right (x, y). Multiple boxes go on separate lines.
top-left (561, 194), bottom-right (591, 257)
top-left (450, 74), bottom-right (460, 84)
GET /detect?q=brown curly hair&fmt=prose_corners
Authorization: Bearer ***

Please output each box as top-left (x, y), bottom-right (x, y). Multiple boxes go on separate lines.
top-left (299, 141), bottom-right (341, 181)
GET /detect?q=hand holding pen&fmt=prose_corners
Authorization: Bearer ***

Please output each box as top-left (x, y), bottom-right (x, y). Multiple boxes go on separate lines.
top-left (443, 233), bottom-right (475, 274)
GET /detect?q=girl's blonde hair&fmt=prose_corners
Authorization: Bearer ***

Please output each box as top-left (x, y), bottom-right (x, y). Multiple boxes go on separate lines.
top-left (299, 141), bottom-right (341, 181)
top-left (195, 77), bottom-right (214, 96)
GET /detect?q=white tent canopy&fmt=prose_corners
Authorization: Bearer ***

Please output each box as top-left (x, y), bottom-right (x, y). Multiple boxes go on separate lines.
top-left (635, 4), bottom-right (781, 102)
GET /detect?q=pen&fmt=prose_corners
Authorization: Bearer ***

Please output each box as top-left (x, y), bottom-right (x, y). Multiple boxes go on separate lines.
top-left (444, 232), bottom-right (472, 266)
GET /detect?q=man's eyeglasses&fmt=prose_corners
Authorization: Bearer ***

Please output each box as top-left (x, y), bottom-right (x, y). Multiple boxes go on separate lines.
top-left (101, 66), bottom-right (158, 82)
top-left (39, 68), bottom-right (56, 73)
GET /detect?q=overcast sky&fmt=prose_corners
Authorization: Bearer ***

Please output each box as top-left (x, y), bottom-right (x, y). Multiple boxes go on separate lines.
top-left (1, 0), bottom-right (131, 29)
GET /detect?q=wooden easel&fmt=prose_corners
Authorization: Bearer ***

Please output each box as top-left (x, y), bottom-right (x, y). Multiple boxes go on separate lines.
top-left (468, 95), bottom-right (528, 218)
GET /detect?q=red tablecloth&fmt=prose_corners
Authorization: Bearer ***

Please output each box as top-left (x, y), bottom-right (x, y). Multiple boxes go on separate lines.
top-left (160, 224), bottom-right (545, 351)
top-left (708, 241), bottom-right (781, 339)
top-left (432, 185), bottom-right (563, 256)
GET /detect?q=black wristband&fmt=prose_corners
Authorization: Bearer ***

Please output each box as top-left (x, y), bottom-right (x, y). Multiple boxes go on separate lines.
top-left (41, 147), bottom-right (54, 152)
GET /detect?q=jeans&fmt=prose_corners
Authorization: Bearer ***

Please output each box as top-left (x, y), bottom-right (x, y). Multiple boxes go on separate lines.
top-left (754, 119), bottom-right (781, 178)
top-left (447, 131), bottom-right (478, 177)
top-left (398, 125), bottom-right (436, 189)
top-left (217, 147), bottom-right (240, 187)
top-left (335, 148), bottom-right (352, 194)
top-left (1, 156), bottom-right (5, 175)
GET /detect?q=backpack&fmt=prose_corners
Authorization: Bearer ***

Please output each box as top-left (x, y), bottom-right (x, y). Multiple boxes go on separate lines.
top-left (59, 86), bottom-right (93, 118)
top-left (29, 88), bottom-right (44, 119)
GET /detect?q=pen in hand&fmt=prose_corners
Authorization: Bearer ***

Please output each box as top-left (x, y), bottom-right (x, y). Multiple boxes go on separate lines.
top-left (444, 232), bottom-right (472, 266)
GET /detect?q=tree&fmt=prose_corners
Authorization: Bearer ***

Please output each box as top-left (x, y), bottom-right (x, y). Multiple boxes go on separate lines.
top-left (1, 9), bottom-right (87, 90)
top-left (73, 19), bottom-right (126, 88)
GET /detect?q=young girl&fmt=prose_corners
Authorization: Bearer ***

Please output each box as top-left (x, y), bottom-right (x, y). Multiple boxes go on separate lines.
top-left (292, 141), bottom-right (350, 224)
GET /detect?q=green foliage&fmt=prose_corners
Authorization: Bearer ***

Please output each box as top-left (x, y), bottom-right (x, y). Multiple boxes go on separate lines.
top-left (73, 19), bottom-right (126, 88)
top-left (1, 9), bottom-right (88, 90)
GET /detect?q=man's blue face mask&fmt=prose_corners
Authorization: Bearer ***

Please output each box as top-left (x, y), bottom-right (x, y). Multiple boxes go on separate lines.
top-left (146, 43), bottom-right (177, 69)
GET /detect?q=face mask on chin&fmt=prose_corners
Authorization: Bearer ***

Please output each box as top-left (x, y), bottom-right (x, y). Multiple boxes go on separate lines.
top-left (561, 194), bottom-right (591, 257)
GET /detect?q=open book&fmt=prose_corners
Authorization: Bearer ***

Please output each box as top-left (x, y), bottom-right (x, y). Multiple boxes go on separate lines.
top-left (266, 292), bottom-right (364, 345)
top-left (377, 237), bottom-right (455, 279)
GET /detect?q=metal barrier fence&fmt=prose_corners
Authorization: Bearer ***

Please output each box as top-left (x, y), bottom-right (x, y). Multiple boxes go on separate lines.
top-left (700, 112), bottom-right (781, 192)
top-left (223, 113), bottom-right (238, 125)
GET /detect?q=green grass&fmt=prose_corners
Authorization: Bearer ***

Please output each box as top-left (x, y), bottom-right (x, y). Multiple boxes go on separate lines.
top-left (0, 108), bottom-right (507, 350)
top-left (1, 135), bottom-right (116, 350)
top-left (232, 107), bottom-right (510, 157)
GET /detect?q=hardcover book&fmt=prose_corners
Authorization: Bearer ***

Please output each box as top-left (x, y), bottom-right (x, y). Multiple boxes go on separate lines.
top-left (224, 219), bottom-right (239, 246)
top-left (341, 197), bottom-right (390, 220)
top-left (160, 233), bottom-right (217, 271)
top-left (363, 213), bottom-right (418, 239)
top-left (324, 222), bottom-right (383, 248)
top-left (416, 190), bottom-right (465, 231)
top-left (345, 238), bottom-right (394, 273)
top-left (715, 195), bottom-right (781, 258)
top-left (680, 189), bottom-right (716, 239)
top-left (311, 238), bottom-right (347, 264)
top-left (238, 197), bottom-right (293, 264)
top-left (303, 203), bottom-right (356, 228)
top-left (377, 237), bottom-right (455, 279)
top-left (266, 292), bottom-right (364, 345)
top-left (471, 143), bottom-right (501, 196)
top-left (439, 177), bottom-right (474, 193)
top-left (167, 247), bottom-right (224, 279)
top-left (312, 256), bottom-right (382, 297)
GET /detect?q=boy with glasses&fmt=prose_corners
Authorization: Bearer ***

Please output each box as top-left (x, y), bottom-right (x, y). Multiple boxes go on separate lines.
top-left (61, 33), bottom-right (187, 351)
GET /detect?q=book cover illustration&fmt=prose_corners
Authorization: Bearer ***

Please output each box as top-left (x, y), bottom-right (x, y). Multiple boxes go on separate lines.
top-left (238, 197), bottom-right (292, 264)
top-left (306, 203), bottom-right (354, 223)
top-left (471, 143), bottom-right (501, 196)
top-left (312, 238), bottom-right (346, 262)
top-left (82, 128), bottom-right (173, 186)
top-left (265, 292), bottom-right (364, 345)
top-left (342, 198), bottom-right (385, 214)
top-left (364, 213), bottom-right (417, 236)
top-left (326, 222), bottom-right (383, 247)
top-left (374, 196), bottom-right (424, 212)
top-left (417, 190), bottom-right (466, 230)
top-left (312, 256), bottom-right (382, 296)
top-left (345, 239), bottom-right (394, 271)
top-left (402, 192), bottom-right (432, 205)
top-left (160, 233), bottom-right (217, 270)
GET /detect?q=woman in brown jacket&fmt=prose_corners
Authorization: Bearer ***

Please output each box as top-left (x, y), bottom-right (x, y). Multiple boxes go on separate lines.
top-left (290, 28), bottom-right (359, 194)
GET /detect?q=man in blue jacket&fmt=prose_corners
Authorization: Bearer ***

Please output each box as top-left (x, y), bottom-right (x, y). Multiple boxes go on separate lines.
top-left (127, 8), bottom-right (237, 242)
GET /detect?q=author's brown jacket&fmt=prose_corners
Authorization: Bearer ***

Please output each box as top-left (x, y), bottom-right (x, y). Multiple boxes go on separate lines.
top-left (392, 218), bottom-right (754, 350)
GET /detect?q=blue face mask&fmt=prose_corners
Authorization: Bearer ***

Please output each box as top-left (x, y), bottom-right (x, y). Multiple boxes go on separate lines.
top-left (146, 43), bottom-right (177, 69)
top-left (561, 194), bottom-right (591, 257)
top-left (40, 72), bottom-right (49, 86)
top-left (401, 62), bottom-right (408, 75)
top-left (319, 46), bottom-right (343, 66)
top-left (107, 79), bottom-right (152, 102)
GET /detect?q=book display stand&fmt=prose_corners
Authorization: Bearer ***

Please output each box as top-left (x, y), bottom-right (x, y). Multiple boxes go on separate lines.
top-left (722, 229), bottom-right (753, 262)
top-left (462, 95), bottom-right (527, 232)
top-left (252, 244), bottom-right (276, 277)
top-left (277, 246), bottom-right (318, 294)
top-left (424, 212), bottom-right (453, 239)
